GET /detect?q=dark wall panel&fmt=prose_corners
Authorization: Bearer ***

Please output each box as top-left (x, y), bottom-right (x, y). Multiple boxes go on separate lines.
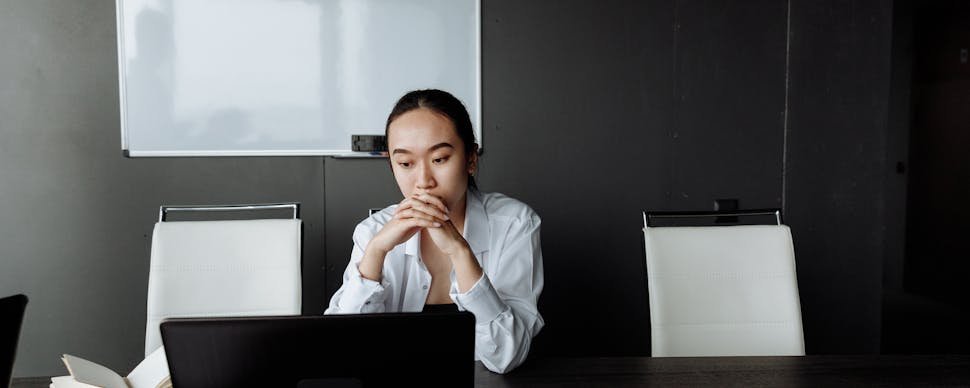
top-left (478, 0), bottom-right (786, 356)
top-left (905, 0), bottom-right (970, 310)
top-left (671, 0), bottom-right (787, 209)
top-left (881, 0), bottom-right (970, 352)
top-left (884, 0), bottom-right (913, 294)
top-left (321, 158), bottom-right (400, 309)
top-left (481, 0), bottom-right (671, 356)
top-left (785, 0), bottom-right (894, 353)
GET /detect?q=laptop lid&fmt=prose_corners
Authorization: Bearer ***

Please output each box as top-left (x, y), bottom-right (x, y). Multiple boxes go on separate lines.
top-left (161, 312), bottom-right (475, 388)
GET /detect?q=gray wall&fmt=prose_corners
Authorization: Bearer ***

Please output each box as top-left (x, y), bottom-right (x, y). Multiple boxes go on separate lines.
top-left (0, 0), bottom-right (327, 376)
top-left (2, 0), bottom-right (898, 377)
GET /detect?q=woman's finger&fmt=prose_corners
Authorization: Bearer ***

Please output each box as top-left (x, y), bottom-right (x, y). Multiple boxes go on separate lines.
top-left (398, 216), bottom-right (441, 229)
top-left (395, 198), bottom-right (444, 220)
top-left (411, 193), bottom-right (449, 214)
top-left (405, 196), bottom-right (450, 220)
top-left (395, 208), bottom-right (443, 224)
top-left (393, 197), bottom-right (416, 215)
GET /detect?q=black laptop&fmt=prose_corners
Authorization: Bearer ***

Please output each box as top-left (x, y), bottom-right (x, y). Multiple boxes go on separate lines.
top-left (160, 312), bottom-right (475, 388)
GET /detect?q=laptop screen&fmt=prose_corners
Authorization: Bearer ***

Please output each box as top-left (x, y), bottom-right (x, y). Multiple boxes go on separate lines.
top-left (161, 312), bottom-right (475, 388)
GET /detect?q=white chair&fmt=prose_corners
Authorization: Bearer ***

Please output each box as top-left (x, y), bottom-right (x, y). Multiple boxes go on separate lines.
top-left (642, 209), bottom-right (805, 357)
top-left (145, 203), bottom-right (302, 356)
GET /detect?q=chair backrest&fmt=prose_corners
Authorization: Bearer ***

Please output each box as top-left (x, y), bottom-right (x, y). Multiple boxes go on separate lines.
top-left (643, 210), bottom-right (805, 357)
top-left (145, 204), bottom-right (302, 356)
top-left (0, 294), bottom-right (27, 388)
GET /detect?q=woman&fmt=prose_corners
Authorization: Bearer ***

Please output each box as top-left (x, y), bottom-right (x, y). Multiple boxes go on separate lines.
top-left (325, 89), bottom-right (544, 374)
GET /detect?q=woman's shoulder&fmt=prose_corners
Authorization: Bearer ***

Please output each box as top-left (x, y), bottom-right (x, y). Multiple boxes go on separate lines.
top-left (477, 191), bottom-right (540, 224)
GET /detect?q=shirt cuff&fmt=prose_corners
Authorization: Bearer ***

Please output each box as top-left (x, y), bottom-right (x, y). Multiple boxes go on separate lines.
top-left (450, 273), bottom-right (507, 323)
top-left (340, 269), bottom-right (386, 312)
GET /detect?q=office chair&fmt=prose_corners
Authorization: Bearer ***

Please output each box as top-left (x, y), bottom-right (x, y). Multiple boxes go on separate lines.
top-left (1, 294), bottom-right (27, 388)
top-left (642, 209), bottom-right (805, 357)
top-left (145, 203), bottom-right (302, 356)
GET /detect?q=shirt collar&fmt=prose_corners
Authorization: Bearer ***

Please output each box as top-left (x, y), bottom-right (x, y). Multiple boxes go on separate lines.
top-left (404, 231), bottom-right (420, 256)
top-left (403, 188), bottom-right (489, 256)
top-left (463, 188), bottom-right (489, 255)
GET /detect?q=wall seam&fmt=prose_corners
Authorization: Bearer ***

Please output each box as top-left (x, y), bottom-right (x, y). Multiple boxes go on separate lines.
top-left (782, 0), bottom-right (792, 213)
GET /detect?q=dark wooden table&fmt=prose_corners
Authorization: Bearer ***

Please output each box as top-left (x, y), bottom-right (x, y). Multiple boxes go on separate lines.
top-left (17, 355), bottom-right (970, 387)
top-left (474, 355), bottom-right (970, 387)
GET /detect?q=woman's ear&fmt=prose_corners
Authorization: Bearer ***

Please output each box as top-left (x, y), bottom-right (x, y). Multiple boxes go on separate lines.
top-left (467, 145), bottom-right (479, 175)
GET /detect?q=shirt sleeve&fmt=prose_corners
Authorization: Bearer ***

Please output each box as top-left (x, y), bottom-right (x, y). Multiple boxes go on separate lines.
top-left (450, 214), bottom-right (544, 374)
top-left (324, 222), bottom-right (388, 314)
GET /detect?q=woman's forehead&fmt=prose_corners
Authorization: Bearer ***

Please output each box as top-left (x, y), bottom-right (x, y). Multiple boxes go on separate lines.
top-left (388, 108), bottom-right (461, 150)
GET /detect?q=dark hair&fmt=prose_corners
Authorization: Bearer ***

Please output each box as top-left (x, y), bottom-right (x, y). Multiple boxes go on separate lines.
top-left (385, 89), bottom-right (478, 188)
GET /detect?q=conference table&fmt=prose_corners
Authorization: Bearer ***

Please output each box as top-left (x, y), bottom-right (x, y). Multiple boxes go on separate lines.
top-left (15, 355), bottom-right (970, 387)
top-left (475, 355), bottom-right (970, 386)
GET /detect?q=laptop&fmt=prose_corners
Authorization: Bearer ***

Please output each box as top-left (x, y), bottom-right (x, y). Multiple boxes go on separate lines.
top-left (1, 294), bottom-right (28, 388)
top-left (161, 312), bottom-right (475, 388)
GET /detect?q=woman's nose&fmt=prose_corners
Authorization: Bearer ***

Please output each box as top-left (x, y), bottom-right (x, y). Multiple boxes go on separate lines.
top-left (415, 163), bottom-right (436, 189)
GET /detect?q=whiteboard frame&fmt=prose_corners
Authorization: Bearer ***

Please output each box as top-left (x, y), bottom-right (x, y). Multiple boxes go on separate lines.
top-left (116, 0), bottom-right (482, 158)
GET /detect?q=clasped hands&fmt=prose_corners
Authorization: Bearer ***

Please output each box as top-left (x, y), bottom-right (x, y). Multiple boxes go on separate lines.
top-left (368, 193), bottom-right (469, 257)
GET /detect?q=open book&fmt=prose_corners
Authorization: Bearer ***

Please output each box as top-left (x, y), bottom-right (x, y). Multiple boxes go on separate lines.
top-left (50, 347), bottom-right (171, 388)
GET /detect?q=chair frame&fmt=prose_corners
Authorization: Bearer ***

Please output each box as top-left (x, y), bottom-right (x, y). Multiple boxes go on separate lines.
top-left (159, 202), bottom-right (300, 222)
top-left (643, 208), bottom-right (782, 227)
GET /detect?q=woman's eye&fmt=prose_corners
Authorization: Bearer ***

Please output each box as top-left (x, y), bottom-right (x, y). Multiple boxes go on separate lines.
top-left (398, 162), bottom-right (411, 168)
top-left (432, 156), bottom-right (449, 164)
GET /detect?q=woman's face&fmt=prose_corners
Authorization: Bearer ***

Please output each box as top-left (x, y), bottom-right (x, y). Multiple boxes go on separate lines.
top-left (387, 108), bottom-right (476, 214)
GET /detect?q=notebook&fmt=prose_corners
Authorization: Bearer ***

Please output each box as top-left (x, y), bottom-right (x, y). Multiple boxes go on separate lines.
top-left (160, 312), bottom-right (475, 388)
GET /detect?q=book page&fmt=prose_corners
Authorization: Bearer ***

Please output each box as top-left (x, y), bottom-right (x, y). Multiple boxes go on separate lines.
top-left (125, 347), bottom-right (171, 388)
top-left (60, 355), bottom-right (128, 388)
top-left (50, 375), bottom-right (100, 388)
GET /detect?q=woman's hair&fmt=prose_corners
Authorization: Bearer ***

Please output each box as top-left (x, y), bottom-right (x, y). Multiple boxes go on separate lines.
top-left (385, 89), bottom-right (478, 188)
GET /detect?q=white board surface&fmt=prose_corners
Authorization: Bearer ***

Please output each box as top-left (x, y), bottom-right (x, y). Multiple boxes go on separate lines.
top-left (116, 0), bottom-right (481, 157)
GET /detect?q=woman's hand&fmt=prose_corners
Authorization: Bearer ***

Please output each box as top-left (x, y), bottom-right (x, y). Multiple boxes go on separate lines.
top-left (424, 218), bottom-right (470, 257)
top-left (361, 193), bottom-right (481, 290)
top-left (411, 193), bottom-right (482, 292)
top-left (369, 194), bottom-right (450, 254)
top-left (358, 195), bottom-right (449, 281)
top-left (404, 193), bottom-right (467, 255)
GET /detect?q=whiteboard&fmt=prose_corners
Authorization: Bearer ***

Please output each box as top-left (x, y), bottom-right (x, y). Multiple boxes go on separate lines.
top-left (116, 0), bottom-right (481, 157)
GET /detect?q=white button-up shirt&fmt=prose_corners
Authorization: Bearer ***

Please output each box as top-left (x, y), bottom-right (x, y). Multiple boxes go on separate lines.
top-left (325, 189), bottom-right (544, 374)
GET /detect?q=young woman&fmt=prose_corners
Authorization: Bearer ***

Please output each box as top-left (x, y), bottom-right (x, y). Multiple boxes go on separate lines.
top-left (325, 89), bottom-right (544, 374)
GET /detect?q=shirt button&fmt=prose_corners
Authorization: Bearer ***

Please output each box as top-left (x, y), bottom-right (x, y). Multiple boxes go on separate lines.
top-left (422, 285), bottom-right (428, 290)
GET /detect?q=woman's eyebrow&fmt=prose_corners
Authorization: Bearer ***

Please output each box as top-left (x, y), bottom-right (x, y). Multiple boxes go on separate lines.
top-left (392, 143), bottom-right (453, 155)
top-left (429, 143), bottom-right (454, 151)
